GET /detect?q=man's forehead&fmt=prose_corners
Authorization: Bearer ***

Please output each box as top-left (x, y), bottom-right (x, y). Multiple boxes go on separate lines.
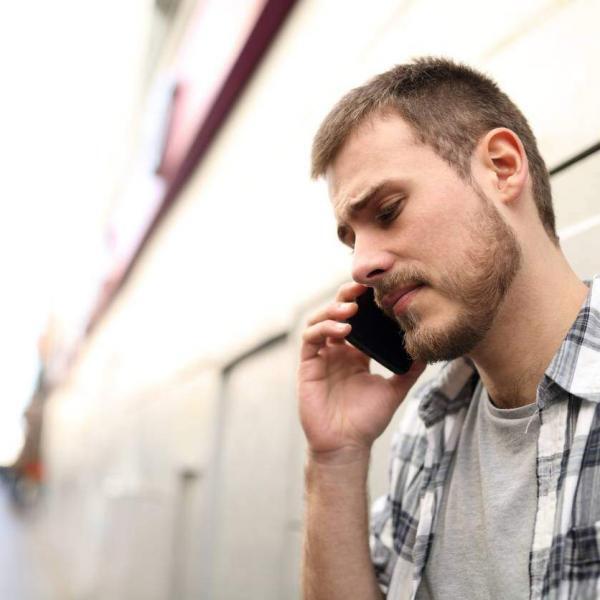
top-left (325, 168), bottom-right (360, 220)
top-left (325, 114), bottom-right (419, 201)
top-left (326, 169), bottom-right (345, 211)
top-left (325, 146), bottom-right (379, 216)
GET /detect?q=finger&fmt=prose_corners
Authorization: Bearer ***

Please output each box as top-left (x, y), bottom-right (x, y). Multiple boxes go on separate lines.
top-left (301, 320), bottom-right (351, 361)
top-left (327, 338), bottom-right (370, 364)
top-left (303, 320), bottom-right (351, 346)
top-left (335, 282), bottom-right (368, 303)
top-left (305, 282), bottom-right (366, 326)
top-left (306, 300), bottom-right (358, 326)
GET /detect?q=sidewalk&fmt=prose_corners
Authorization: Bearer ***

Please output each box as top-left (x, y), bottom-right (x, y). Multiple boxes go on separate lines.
top-left (0, 484), bottom-right (68, 600)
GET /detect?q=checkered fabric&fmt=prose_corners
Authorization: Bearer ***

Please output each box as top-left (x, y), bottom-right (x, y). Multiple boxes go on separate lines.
top-left (370, 275), bottom-right (600, 600)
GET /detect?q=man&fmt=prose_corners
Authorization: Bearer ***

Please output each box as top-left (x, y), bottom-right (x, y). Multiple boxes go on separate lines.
top-left (298, 57), bottom-right (600, 600)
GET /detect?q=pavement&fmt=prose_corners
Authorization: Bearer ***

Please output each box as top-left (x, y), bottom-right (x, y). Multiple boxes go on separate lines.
top-left (0, 483), bottom-right (68, 600)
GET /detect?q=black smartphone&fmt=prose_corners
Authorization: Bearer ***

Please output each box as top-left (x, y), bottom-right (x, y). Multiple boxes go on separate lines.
top-left (345, 288), bottom-right (413, 374)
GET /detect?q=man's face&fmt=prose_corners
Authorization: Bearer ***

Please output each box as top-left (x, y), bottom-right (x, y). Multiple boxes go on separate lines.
top-left (327, 112), bottom-right (522, 363)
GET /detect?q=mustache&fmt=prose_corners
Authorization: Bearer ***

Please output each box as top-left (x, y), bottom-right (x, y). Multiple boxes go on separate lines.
top-left (373, 267), bottom-right (429, 308)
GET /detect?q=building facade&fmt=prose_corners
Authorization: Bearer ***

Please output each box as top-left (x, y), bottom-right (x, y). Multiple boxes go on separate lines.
top-left (39, 0), bottom-right (600, 598)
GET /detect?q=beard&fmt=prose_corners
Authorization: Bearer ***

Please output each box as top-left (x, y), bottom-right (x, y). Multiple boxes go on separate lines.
top-left (374, 190), bottom-right (522, 363)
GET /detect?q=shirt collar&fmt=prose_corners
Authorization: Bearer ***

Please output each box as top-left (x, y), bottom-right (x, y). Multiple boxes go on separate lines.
top-left (543, 275), bottom-right (600, 403)
top-left (418, 357), bottom-right (477, 427)
top-left (418, 275), bottom-right (600, 424)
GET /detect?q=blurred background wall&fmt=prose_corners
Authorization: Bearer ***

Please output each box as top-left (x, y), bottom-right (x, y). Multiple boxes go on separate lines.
top-left (5, 0), bottom-right (600, 598)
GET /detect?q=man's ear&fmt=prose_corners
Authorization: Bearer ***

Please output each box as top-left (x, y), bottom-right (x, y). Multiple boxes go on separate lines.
top-left (477, 128), bottom-right (529, 203)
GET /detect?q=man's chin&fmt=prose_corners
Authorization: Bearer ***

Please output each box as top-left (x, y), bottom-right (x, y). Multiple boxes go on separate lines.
top-left (402, 318), bottom-right (486, 364)
top-left (404, 339), bottom-right (464, 364)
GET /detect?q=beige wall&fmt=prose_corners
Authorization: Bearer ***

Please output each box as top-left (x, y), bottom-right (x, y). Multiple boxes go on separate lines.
top-left (43, 1), bottom-right (600, 597)
top-left (65, 0), bottom-right (600, 389)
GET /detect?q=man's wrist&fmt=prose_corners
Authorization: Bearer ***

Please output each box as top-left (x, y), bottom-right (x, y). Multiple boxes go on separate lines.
top-left (305, 446), bottom-right (372, 494)
top-left (307, 444), bottom-right (372, 467)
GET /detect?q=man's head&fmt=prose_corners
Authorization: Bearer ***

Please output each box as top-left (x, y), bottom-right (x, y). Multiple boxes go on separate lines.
top-left (312, 57), bottom-right (556, 245)
top-left (313, 57), bottom-right (556, 363)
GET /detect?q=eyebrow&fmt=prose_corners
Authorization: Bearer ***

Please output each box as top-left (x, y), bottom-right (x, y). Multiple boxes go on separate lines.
top-left (335, 179), bottom-right (406, 245)
top-left (338, 182), bottom-right (385, 223)
top-left (336, 179), bottom-right (406, 224)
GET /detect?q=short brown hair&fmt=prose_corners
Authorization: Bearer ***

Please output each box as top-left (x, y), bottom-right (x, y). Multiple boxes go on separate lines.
top-left (311, 57), bottom-right (558, 245)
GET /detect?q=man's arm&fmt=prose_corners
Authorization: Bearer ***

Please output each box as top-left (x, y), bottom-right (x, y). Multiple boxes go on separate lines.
top-left (297, 282), bottom-right (425, 599)
top-left (303, 449), bottom-right (383, 600)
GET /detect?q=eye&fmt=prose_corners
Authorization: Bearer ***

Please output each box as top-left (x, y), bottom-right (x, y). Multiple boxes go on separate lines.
top-left (376, 200), bottom-right (403, 225)
top-left (337, 224), bottom-right (355, 250)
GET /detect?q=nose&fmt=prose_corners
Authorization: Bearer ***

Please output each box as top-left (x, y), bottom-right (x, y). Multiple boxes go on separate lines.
top-left (351, 240), bottom-right (395, 285)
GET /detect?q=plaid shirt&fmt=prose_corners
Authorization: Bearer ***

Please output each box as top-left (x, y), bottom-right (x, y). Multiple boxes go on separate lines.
top-left (370, 275), bottom-right (600, 600)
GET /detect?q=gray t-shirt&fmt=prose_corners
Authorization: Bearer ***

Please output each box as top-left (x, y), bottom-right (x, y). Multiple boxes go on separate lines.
top-left (416, 382), bottom-right (540, 600)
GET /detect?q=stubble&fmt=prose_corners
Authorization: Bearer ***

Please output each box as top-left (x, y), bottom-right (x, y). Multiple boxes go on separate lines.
top-left (375, 192), bottom-right (522, 363)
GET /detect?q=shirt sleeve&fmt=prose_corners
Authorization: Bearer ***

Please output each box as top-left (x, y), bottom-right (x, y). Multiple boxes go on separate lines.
top-left (369, 394), bottom-right (428, 595)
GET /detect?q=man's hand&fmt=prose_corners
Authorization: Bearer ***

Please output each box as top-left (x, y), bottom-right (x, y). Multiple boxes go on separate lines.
top-left (298, 282), bottom-right (426, 460)
top-left (298, 282), bottom-right (425, 600)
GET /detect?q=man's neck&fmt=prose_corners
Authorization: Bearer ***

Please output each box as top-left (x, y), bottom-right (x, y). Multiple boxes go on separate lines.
top-left (468, 248), bottom-right (589, 410)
